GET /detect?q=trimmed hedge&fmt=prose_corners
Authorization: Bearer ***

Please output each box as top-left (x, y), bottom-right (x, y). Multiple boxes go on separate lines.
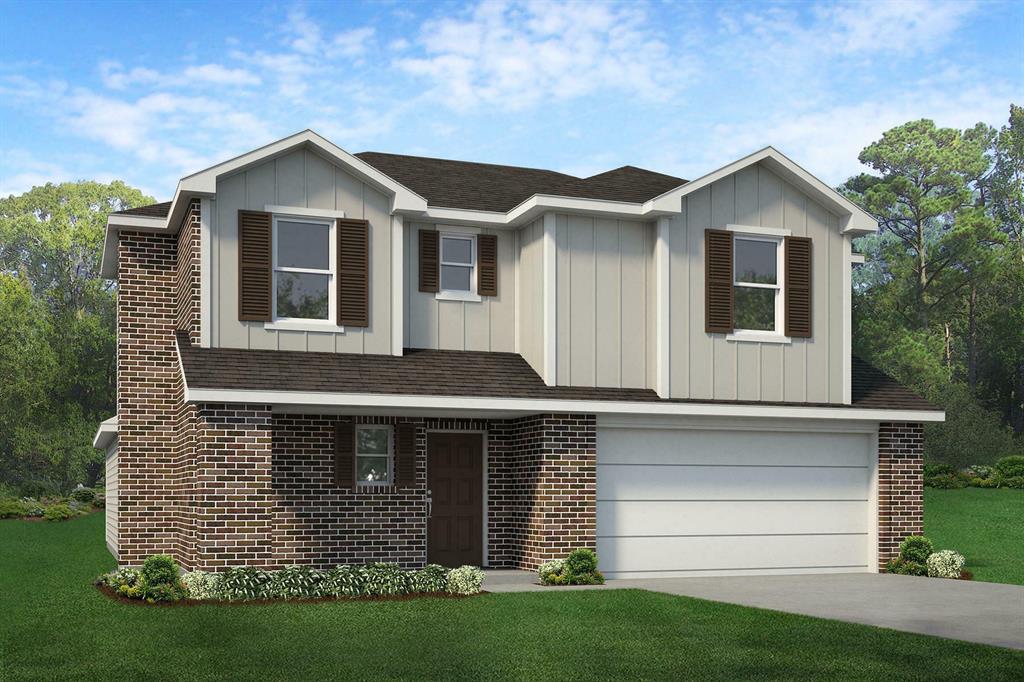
top-left (924, 458), bottom-right (1024, 489)
top-left (98, 560), bottom-right (484, 603)
top-left (538, 549), bottom-right (605, 586)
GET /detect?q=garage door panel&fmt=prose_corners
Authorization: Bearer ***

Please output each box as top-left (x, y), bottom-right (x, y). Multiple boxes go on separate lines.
top-left (598, 464), bottom-right (869, 501)
top-left (597, 534), bottom-right (870, 577)
top-left (598, 429), bottom-right (870, 467)
top-left (597, 500), bottom-right (869, 538)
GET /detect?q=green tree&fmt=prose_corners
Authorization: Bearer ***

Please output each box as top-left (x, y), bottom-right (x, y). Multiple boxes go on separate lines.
top-left (0, 181), bottom-right (153, 490)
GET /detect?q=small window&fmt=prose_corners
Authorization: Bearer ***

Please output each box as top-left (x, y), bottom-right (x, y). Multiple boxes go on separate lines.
top-left (733, 236), bottom-right (782, 333)
top-left (355, 425), bottom-right (392, 485)
top-left (273, 216), bottom-right (334, 322)
top-left (440, 233), bottom-right (476, 293)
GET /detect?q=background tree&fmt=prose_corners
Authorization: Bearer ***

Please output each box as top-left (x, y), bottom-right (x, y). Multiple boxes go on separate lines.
top-left (0, 181), bottom-right (153, 492)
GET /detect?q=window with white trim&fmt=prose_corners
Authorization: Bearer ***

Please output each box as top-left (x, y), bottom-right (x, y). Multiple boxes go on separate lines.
top-left (355, 424), bottom-right (392, 485)
top-left (272, 216), bottom-right (335, 322)
top-left (733, 236), bottom-right (783, 333)
top-left (440, 233), bottom-right (476, 294)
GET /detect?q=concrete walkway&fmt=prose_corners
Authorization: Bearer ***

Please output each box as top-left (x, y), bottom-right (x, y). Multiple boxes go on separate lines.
top-left (483, 570), bottom-right (1024, 650)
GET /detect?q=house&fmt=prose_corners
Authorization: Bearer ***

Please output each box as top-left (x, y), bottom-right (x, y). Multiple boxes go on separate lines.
top-left (92, 130), bottom-right (943, 578)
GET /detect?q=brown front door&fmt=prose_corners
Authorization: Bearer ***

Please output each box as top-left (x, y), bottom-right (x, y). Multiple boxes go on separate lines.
top-left (427, 432), bottom-right (483, 567)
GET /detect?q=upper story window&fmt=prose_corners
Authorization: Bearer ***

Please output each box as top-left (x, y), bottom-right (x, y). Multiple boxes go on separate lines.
top-left (273, 216), bottom-right (335, 322)
top-left (440, 233), bottom-right (476, 294)
top-left (733, 236), bottom-right (783, 333)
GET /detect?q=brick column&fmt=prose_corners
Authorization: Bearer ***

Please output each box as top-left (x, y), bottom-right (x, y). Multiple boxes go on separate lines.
top-left (193, 403), bottom-right (274, 570)
top-left (877, 422), bottom-right (924, 570)
top-left (489, 413), bottom-right (596, 570)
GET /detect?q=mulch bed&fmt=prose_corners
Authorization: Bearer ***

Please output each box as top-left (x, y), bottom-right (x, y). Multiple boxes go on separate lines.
top-left (96, 584), bottom-right (487, 607)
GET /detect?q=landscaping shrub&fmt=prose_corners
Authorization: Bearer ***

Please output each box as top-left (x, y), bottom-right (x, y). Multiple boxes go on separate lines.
top-left (899, 536), bottom-right (935, 564)
top-left (995, 455), bottom-right (1024, 479)
top-left (142, 554), bottom-right (179, 586)
top-left (181, 571), bottom-right (219, 600)
top-left (0, 499), bottom-right (28, 518)
top-left (362, 563), bottom-right (410, 596)
top-left (69, 487), bottom-right (96, 504)
top-left (927, 550), bottom-right (965, 579)
top-left (216, 567), bottom-right (273, 601)
top-left (410, 564), bottom-right (449, 594)
top-left (538, 559), bottom-right (565, 585)
top-left (925, 473), bottom-right (967, 489)
top-left (447, 565), bottom-right (484, 595)
top-left (325, 565), bottom-right (367, 598)
top-left (923, 463), bottom-right (955, 477)
top-left (20, 499), bottom-right (44, 517)
top-left (1001, 476), bottom-right (1024, 489)
top-left (885, 558), bottom-right (927, 576)
top-left (969, 477), bottom-right (999, 488)
top-left (42, 503), bottom-right (76, 521)
top-left (97, 568), bottom-right (147, 599)
top-left (965, 464), bottom-right (994, 479)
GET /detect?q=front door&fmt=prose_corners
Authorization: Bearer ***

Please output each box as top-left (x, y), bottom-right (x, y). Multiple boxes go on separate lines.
top-left (427, 433), bottom-right (483, 567)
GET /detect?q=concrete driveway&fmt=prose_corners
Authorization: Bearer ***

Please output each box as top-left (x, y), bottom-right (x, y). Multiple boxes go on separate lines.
top-left (484, 570), bottom-right (1024, 649)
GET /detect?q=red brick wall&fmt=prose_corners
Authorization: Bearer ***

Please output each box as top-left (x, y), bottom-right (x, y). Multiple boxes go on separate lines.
top-left (115, 230), bottom-right (183, 566)
top-left (877, 422), bottom-right (924, 570)
top-left (488, 413), bottom-right (597, 569)
top-left (174, 199), bottom-right (201, 344)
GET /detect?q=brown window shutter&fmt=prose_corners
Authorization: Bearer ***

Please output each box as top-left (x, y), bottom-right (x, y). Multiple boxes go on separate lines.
top-left (785, 236), bottom-right (812, 338)
top-left (419, 229), bottom-right (439, 293)
top-left (237, 210), bottom-right (272, 321)
top-left (394, 423), bottom-right (416, 487)
top-left (334, 421), bottom-right (355, 488)
top-left (338, 219), bottom-right (369, 327)
top-left (477, 233), bottom-right (498, 296)
top-left (705, 229), bottom-right (733, 333)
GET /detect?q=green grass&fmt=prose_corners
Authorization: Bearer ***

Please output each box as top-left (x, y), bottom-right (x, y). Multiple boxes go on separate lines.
top-left (925, 487), bottom-right (1024, 586)
top-left (2, 514), bottom-right (1022, 681)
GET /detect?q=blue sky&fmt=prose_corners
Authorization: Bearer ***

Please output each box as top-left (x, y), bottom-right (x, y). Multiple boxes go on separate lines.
top-left (1, 0), bottom-right (1021, 200)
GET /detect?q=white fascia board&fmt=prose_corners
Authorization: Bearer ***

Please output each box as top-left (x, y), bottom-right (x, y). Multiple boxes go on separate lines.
top-left (178, 129), bottom-right (427, 214)
top-left (415, 206), bottom-right (508, 227)
top-left (508, 194), bottom-right (648, 225)
top-left (92, 416), bottom-right (118, 449)
top-left (643, 147), bottom-right (878, 236)
top-left (100, 213), bottom-right (174, 278)
top-left (181, 386), bottom-right (946, 422)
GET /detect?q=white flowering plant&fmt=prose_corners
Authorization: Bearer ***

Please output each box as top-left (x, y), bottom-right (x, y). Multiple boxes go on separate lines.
top-left (926, 550), bottom-right (965, 579)
top-left (447, 565), bottom-right (485, 595)
top-left (181, 570), bottom-right (219, 600)
top-left (538, 559), bottom-right (565, 585)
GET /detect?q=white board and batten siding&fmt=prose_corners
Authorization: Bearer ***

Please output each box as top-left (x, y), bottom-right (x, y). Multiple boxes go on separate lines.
top-left (210, 148), bottom-right (396, 354)
top-left (596, 418), bottom-right (877, 578)
top-left (554, 214), bottom-right (656, 389)
top-left (516, 217), bottom-right (546, 375)
top-left (668, 162), bottom-right (846, 403)
top-left (404, 222), bottom-right (517, 352)
top-left (105, 444), bottom-right (118, 560)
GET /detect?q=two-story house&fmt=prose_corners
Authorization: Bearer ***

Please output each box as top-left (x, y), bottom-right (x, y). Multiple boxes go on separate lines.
top-left (93, 130), bottom-right (942, 578)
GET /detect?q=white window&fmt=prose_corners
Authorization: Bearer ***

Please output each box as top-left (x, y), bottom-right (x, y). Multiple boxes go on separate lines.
top-left (355, 425), bottom-right (392, 486)
top-left (272, 215), bottom-right (335, 323)
top-left (733, 236), bottom-right (783, 334)
top-left (440, 233), bottom-right (476, 295)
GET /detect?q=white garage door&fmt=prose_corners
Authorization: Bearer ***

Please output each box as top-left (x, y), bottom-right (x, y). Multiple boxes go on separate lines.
top-left (597, 425), bottom-right (875, 578)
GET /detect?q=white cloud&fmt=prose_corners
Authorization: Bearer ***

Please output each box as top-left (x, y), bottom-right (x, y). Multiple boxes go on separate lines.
top-left (182, 64), bottom-right (261, 86)
top-left (329, 27), bottom-right (375, 58)
top-left (817, 0), bottom-right (978, 56)
top-left (396, 0), bottom-right (693, 111)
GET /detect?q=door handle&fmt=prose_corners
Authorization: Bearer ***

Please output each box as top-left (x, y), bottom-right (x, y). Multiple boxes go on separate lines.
top-left (426, 490), bottom-right (432, 518)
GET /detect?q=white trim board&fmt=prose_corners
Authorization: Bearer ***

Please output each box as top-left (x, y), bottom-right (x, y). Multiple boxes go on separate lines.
top-left (180, 385), bottom-right (945, 422)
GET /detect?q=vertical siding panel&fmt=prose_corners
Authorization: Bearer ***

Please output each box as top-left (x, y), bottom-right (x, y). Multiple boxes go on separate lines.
top-left (737, 344), bottom-right (761, 400)
top-left (362, 184), bottom-right (391, 355)
top-left (594, 218), bottom-right (621, 387)
top-left (244, 163), bottom-right (279, 350)
top-left (669, 202), bottom-right (689, 398)
top-left (734, 165), bottom-right (759, 225)
top-left (687, 186), bottom-right (713, 398)
top-left (210, 197), bottom-right (219, 346)
top-left (403, 223), bottom-right (412, 347)
top-left (782, 181), bottom-right (807, 402)
top-left (805, 199), bottom-right (831, 402)
top-left (489, 228), bottom-right (516, 352)
top-left (307, 331), bottom-right (334, 352)
top-left (437, 301), bottom-right (465, 349)
top-left (275, 150), bottom-right (306, 206)
top-left (407, 222), bottom-right (436, 349)
top-left (334, 167), bottom-right (364, 353)
top-left (758, 165), bottom-right (784, 228)
top-left (711, 176), bottom-right (737, 400)
top-left (621, 221), bottom-right (647, 388)
top-left (758, 165), bottom-right (785, 400)
top-left (761, 344), bottom-right (784, 401)
top-left (305, 150), bottom-right (335, 210)
top-left (644, 222), bottom-right (656, 390)
top-left (829, 214), bottom-right (845, 402)
top-left (216, 172), bottom-right (248, 349)
top-left (556, 215), bottom-right (571, 385)
top-left (568, 215), bottom-right (596, 386)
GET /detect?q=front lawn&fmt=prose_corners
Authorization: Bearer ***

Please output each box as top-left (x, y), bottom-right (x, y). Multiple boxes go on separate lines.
top-left (925, 487), bottom-right (1024, 586)
top-left (2, 514), bottom-right (1021, 680)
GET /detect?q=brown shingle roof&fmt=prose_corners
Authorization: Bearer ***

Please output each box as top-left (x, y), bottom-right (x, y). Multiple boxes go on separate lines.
top-left (176, 333), bottom-right (938, 412)
top-left (113, 201), bottom-right (171, 217)
top-left (355, 152), bottom-right (685, 212)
